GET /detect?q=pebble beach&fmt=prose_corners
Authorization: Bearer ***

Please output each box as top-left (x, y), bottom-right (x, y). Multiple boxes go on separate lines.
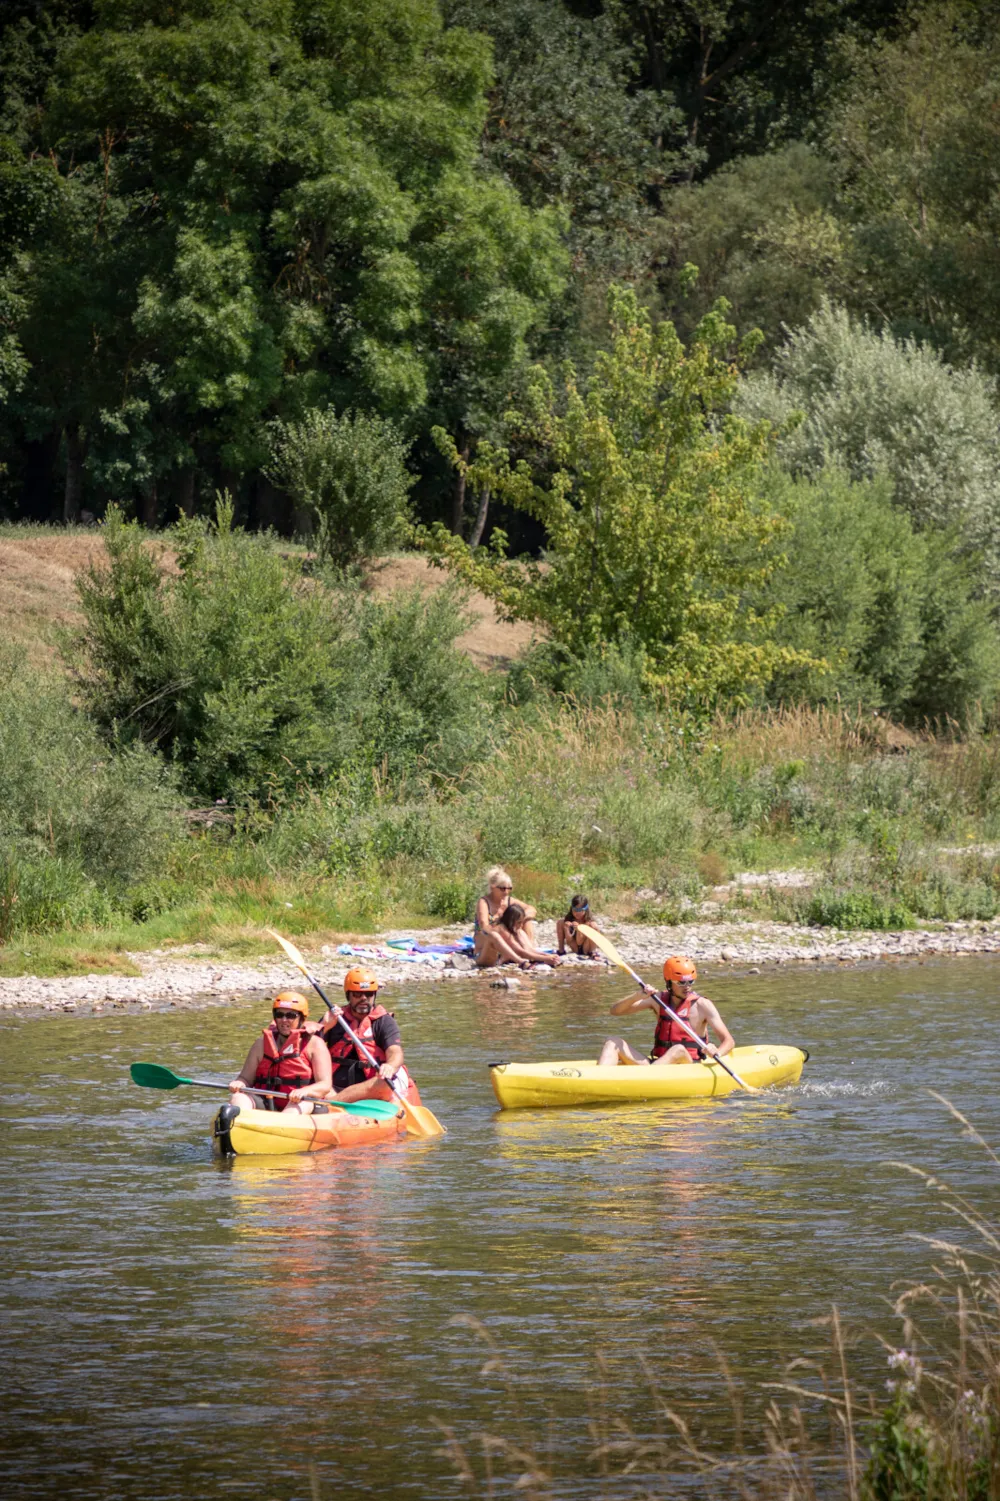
top-left (3, 914), bottom-right (999, 1014)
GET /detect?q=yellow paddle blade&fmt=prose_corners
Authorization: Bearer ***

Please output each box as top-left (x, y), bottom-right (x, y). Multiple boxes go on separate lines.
top-left (398, 1099), bottom-right (447, 1138)
top-left (576, 924), bottom-right (630, 973)
top-left (267, 928), bottom-right (310, 975)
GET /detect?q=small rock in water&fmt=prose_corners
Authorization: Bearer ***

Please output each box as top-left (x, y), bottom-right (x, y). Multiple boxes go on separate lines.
top-left (747, 966), bottom-right (761, 975)
top-left (491, 977), bottom-right (521, 990)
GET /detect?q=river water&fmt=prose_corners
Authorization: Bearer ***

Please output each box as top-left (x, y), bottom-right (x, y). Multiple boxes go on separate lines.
top-left (2, 956), bottom-right (998, 1500)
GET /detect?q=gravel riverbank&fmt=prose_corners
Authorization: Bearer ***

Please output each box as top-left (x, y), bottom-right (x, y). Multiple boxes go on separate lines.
top-left (3, 915), bottom-right (999, 1013)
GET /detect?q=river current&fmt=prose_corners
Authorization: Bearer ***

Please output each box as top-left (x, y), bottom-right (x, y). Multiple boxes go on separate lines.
top-left (2, 956), bottom-right (998, 1499)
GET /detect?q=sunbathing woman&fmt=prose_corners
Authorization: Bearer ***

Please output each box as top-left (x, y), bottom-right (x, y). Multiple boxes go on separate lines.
top-left (473, 867), bottom-right (541, 967)
top-left (498, 903), bottom-right (562, 968)
top-left (556, 895), bottom-right (601, 958)
top-left (474, 868), bottom-right (529, 968)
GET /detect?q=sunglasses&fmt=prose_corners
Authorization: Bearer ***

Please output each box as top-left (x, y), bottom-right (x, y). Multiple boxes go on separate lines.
top-left (273, 1009), bottom-right (303, 1020)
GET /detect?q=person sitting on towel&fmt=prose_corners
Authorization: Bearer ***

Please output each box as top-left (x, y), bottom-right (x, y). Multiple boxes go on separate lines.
top-left (597, 955), bottom-right (733, 1066)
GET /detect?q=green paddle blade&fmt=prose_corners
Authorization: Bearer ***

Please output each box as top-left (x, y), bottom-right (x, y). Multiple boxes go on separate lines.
top-left (130, 1062), bottom-right (189, 1090)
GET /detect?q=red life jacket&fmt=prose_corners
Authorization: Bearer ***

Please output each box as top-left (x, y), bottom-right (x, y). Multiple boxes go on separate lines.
top-left (253, 1024), bottom-right (315, 1108)
top-left (324, 1004), bottom-right (389, 1081)
top-left (651, 991), bottom-right (708, 1061)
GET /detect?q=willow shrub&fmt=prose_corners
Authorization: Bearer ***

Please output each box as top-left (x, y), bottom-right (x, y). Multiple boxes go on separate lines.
top-left (71, 503), bottom-right (493, 807)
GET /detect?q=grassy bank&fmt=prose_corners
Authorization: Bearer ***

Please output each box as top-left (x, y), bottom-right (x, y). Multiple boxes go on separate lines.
top-left (4, 518), bottom-right (1000, 978)
top-left (5, 695), bottom-right (1000, 978)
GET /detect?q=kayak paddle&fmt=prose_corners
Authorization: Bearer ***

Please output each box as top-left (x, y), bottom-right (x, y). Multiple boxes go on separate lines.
top-left (130, 1061), bottom-right (289, 1102)
top-left (266, 930), bottom-right (446, 1138)
top-left (575, 924), bottom-right (757, 1094)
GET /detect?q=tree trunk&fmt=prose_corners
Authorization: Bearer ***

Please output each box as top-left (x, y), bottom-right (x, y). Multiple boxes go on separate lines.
top-left (178, 468), bottom-right (196, 517)
top-left (252, 474), bottom-right (286, 533)
top-left (63, 426), bottom-right (85, 524)
top-left (140, 478), bottom-right (158, 529)
top-left (450, 437), bottom-right (470, 536)
top-left (469, 485), bottom-right (491, 549)
top-left (21, 432), bottom-right (61, 520)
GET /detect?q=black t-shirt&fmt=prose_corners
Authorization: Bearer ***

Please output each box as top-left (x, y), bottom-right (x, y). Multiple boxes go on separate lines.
top-left (322, 1012), bottom-right (401, 1089)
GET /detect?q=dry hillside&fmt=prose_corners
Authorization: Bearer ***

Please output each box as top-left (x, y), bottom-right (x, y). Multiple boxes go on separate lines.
top-left (0, 530), bottom-right (535, 671)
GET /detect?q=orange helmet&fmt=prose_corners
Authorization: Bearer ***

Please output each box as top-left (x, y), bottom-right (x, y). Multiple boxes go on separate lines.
top-left (273, 989), bottom-right (309, 1018)
top-left (663, 955), bottom-right (697, 985)
top-left (343, 966), bottom-right (380, 995)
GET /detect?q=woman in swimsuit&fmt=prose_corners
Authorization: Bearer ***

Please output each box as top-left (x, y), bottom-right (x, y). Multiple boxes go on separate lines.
top-left (473, 867), bottom-right (545, 968)
top-left (474, 867), bottom-right (527, 968)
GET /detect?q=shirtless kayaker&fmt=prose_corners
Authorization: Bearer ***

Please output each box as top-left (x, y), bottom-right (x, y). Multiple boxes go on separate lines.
top-left (597, 955), bottom-right (734, 1066)
top-left (228, 992), bottom-right (332, 1112)
top-left (316, 967), bottom-right (421, 1105)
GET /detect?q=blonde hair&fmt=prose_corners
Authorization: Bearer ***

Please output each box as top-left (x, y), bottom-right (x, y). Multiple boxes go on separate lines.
top-left (485, 866), bottom-right (512, 891)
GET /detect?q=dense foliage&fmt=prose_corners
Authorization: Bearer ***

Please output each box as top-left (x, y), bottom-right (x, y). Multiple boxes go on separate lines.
top-left (70, 501), bottom-right (491, 805)
top-left (424, 288), bottom-right (810, 705)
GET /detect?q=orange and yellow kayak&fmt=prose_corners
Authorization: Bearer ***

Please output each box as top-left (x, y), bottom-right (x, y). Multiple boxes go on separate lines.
top-left (213, 1098), bottom-right (406, 1156)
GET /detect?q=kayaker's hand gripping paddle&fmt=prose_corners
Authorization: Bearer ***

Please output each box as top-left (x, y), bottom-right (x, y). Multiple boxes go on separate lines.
top-left (266, 930), bottom-right (446, 1138)
top-left (575, 924), bottom-right (757, 1093)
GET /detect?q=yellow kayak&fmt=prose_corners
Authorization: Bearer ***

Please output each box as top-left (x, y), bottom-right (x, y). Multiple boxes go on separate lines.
top-left (489, 1045), bottom-right (808, 1110)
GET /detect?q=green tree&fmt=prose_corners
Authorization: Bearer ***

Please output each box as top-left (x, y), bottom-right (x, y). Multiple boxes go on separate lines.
top-left (2, 0), bottom-right (567, 523)
top-left (443, 0), bottom-right (690, 272)
top-left (421, 286), bottom-right (809, 705)
top-left (607, 0), bottom-right (909, 168)
top-left (827, 2), bottom-right (1000, 371)
top-left (650, 143), bottom-right (844, 358)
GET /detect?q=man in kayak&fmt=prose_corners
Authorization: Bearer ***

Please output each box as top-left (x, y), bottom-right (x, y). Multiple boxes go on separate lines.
top-left (316, 967), bottom-right (421, 1105)
top-left (228, 991), bottom-right (333, 1112)
top-left (597, 955), bottom-right (734, 1067)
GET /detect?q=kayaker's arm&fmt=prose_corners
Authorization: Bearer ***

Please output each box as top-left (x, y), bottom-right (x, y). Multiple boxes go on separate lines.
top-left (287, 1037), bottom-right (334, 1102)
top-left (379, 1042), bottom-right (404, 1083)
top-left (692, 997), bottom-right (734, 1058)
top-left (229, 1038), bottom-right (264, 1093)
top-left (608, 991), bottom-right (656, 1018)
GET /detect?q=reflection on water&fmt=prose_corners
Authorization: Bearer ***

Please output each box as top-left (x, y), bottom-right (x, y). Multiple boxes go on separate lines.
top-left (2, 957), bottom-right (999, 1498)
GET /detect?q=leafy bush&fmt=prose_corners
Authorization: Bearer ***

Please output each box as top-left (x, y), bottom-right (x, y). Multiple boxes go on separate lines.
top-left (735, 303), bottom-right (1000, 598)
top-left (0, 647), bottom-right (179, 894)
top-left (266, 408), bottom-right (414, 568)
top-left (756, 468), bottom-right (1000, 724)
top-left (72, 504), bottom-right (492, 805)
top-left (427, 877), bottom-right (476, 923)
top-left (424, 286), bottom-right (811, 705)
top-left (806, 889), bottom-right (913, 930)
top-left (353, 586), bottom-right (494, 782)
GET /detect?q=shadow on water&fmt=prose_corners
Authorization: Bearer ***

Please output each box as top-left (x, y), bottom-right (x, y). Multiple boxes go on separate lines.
top-left (1, 956), bottom-right (998, 1498)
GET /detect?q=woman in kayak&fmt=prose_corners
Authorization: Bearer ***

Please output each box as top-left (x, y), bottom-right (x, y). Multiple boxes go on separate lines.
top-left (597, 955), bottom-right (734, 1066)
top-left (228, 992), bottom-right (333, 1112)
top-left (474, 867), bottom-right (539, 968)
top-left (556, 895), bottom-right (601, 957)
top-left (316, 967), bottom-right (421, 1105)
